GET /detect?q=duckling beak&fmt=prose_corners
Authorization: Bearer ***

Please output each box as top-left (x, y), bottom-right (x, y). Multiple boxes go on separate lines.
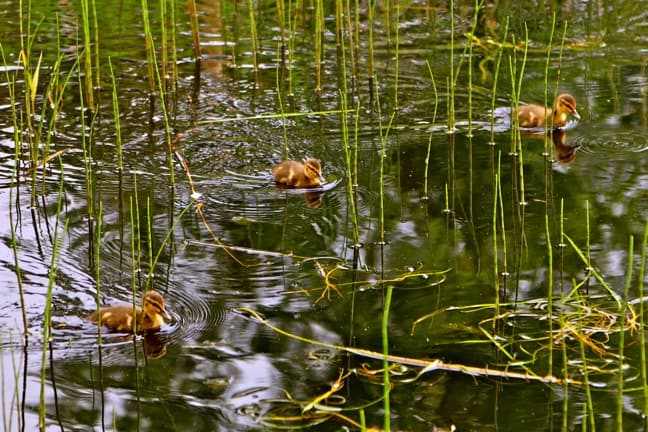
top-left (318, 173), bottom-right (325, 184)
top-left (571, 109), bottom-right (581, 121)
top-left (161, 306), bottom-right (172, 322)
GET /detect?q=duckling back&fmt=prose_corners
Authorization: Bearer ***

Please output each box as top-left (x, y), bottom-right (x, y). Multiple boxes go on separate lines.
top-left (89, 304), bottom-right (144, 333)
top-left (273, 158), bottom-right (324, 188)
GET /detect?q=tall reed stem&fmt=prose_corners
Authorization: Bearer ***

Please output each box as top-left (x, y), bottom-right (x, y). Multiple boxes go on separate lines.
top-left (616, 235), bottom-right (634, 430)
top-left (447, 0), bottom-right (455, 132)
top-left (381, 285), bottom-right (393, 432)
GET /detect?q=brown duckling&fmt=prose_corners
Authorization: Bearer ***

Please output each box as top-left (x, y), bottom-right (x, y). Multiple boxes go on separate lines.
top-left (516, 93), bottom-right (581, 128)
top-left (89, 290), bottom-right (172, 334)
top-left (272, 157), bottom-right (325, 188)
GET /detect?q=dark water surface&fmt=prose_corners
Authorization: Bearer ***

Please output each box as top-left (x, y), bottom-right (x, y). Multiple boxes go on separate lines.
top-left (1, 0), bottom-right (647, 430)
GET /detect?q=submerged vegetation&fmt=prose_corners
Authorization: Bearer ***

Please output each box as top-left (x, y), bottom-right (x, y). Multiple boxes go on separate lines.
top-left (0, 0), bottom-right (646, 430)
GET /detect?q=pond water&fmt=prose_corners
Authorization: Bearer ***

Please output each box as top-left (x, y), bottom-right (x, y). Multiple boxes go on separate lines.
top-left (1, 0), bottom-right (647, 430)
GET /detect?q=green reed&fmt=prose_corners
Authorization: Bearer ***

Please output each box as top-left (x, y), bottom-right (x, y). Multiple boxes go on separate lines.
top-left (3, 45), bottom-right (29, 341)
top-left (381, 285), bottom-right (393, 432)
top-left (128, 193), bottom-right (142, 427)
top-left (341, 0), bottom-right (358, 95)
top-left (488, 17), bottom-right (508, 145)
top-left (339, 93), bottom-right (360, 247)
top-left (542, 13), bottom-right (557, 148)
top-left (145, 199), bottom-right (194, 287)
top-left (466, 1), bottom-right (482, 137)
top-left (393, 2), bottom-right (399, 108)
top-left (91, 0), bottom-right (100, 89)
top-left (80, 0), bottom-right (96, 110)
top-left (247, 0), bottom-right (259, 72)
top-left (187, 0), bottom-right (201, 60)
top-left (276, 0), bottom-right (286, 49)
top-left (39, 165), bottom-right (68, 429)
top-left (109, 58), bottom-right (123, 171)
top-left (491, 159), bottom-right (500, 323)
top-left (93, 201), bottom-right (104, 342)
top-left (314, 0), bottom-right (324, 93)
top-left (287, 0), bottom-right (298, 97)
top-left (559, 283), bottom-right (569, 431)
top-left (546, 209), bottom-right (554, 375)
top-left (140, 0), bottom-right (156, 92)
top-left (77, 59), bottom-right (97, 260)
top-left (616, 235), bottom-right (634, 430)
top-left (93, 204), bottom-right (106, 431)
top-left (555, 22), bottom-right (569, 126)
top-left (146, 198), bottom-right (154, 291)
top-left (447, 0), bottom-right (455, 132)
top-left (368, 0), bottom-right (375, 77)
top-left (639, 219), bottom-right (648, 422)
top-left (20, 43), bottom-right (41, 210)
top-left (41, 51), bottom-right (77, 196)
top-left (276, 45), bottom-right (288, 157)
top-left (585, 200), bottom-right (591, 294)
top-left (494, 151), bottom-right (507, 316)
top-left (159, 0), bottom-right (169, 90)
top-left (575, 285), bottom-right (595, 429)
top-left (337, 8), bottom-right (360, 247)
top-left (1, 339), bottom-right (13, 430)
top-left (139, 7), bottom-right (176, 184)
top-left (507, 25), bottom-right (528, 206)
top-left (373, 81), bottom-right (395, 246)
top-left (423, 61), bottom-right (438, 200)
top-left (170, 0), bottom-right (179, 87)
top-left (132, 176), bottom-right (143, 291)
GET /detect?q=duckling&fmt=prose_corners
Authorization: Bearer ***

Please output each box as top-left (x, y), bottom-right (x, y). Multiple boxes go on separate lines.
top-left (516, 93), bottom-right (581, 128)
top-left (89, 290), bottom-right (172, 334)
top-left (272, 157), bottom-right (325, 188)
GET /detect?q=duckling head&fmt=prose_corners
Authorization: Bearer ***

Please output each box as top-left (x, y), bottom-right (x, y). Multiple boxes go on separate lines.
top-left (555, 94), bottom-right (581, 121)
top-left (303, 158), bottom-right (325, 186)
top-left (143, 290), bottom-right (172, 323)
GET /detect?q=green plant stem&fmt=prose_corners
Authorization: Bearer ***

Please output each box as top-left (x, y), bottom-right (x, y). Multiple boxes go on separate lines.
top-left (639, 219), bottom-right (648, 423)
top-left (382, 285), bottom-right (393, 432)
top-left (616, 235), bottom-right (634, 431)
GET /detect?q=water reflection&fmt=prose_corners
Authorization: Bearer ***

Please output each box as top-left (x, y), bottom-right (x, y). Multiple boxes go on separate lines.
top-left (551, 129), bottom-right (580, 164)
top-left (273, 184), bottom-right (324, 208)
top-left (141, 333), bottom-right (168, 358)
top-left (520, 129), bottom-right (580, 164)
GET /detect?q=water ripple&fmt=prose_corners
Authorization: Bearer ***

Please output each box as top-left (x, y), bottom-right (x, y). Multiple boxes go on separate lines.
top-left (570, 126), bottom-right (648, 153)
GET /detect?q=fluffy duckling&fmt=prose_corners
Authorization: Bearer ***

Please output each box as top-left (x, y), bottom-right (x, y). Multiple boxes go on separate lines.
top-left (89, 290), bottom-right (172, 334)
top-left (272, 158), bottom-right (325, 188)
top-left (516, 93), bottom-right (581, 128)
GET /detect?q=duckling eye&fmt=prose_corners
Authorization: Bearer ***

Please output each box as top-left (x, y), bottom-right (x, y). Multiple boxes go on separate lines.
top-left (146, 299), bottom-right (163, 311)
top-left (561, 100), bottom-right (575, 111)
